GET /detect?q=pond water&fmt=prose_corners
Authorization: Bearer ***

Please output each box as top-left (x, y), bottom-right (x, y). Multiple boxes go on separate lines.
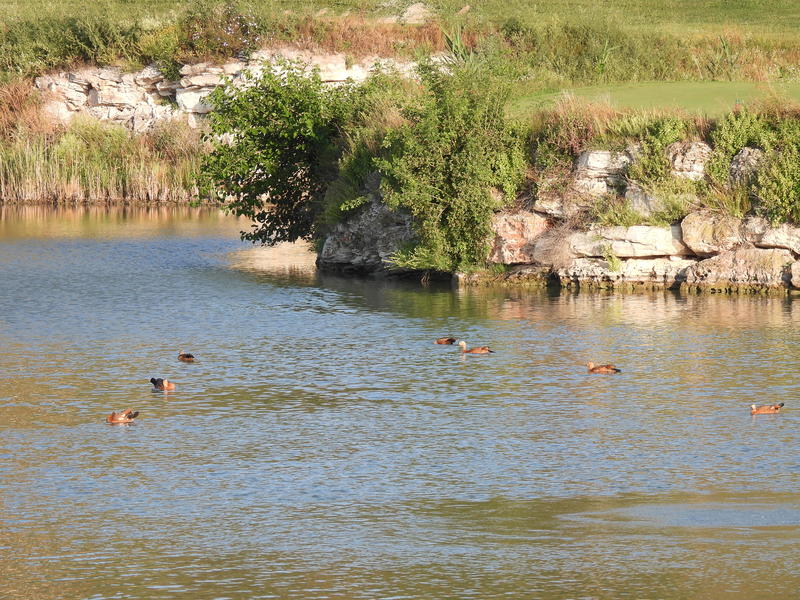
top-left (2, 206), bottom-right (799, 599)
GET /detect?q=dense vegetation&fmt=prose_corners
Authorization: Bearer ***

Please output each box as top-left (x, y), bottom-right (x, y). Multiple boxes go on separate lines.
top-left (200, 54), bottom-right (800, 272)
top-left (5, 0), bottom-right (800, 270)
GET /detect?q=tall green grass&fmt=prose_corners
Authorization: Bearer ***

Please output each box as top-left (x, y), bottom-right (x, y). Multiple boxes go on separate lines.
top-left (0, 116), bottom-right (203, 202)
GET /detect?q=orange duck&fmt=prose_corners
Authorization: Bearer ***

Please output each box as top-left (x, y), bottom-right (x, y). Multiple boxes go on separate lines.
top-left (751, 402), bottom-right (784, 415)
top-left (150, 377), bottom-right (176, 391)
top-left (587, 362), bottom-right (621, 374)
top-left (458, 340), bottom-right (494, 354)
top-left (435, 337), bottom-right (457, 345)
top-left (178, 351), bottom-right (195, 363)
top-left (106, 409), bottom-right (139, 424)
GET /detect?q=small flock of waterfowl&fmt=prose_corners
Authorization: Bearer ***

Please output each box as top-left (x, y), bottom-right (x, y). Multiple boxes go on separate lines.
top-left (105, 351), bottom-right (193, 424)
top-left (434, 336), bottom-right (785, 416)
top-left (108, 344), bottom-right (785, 423)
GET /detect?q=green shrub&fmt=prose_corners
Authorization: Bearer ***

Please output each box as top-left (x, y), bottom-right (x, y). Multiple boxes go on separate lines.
top-left (706, 107), bottom-right (771, 186)
top-left (755, 146), bottom-right (800, 224)
top-left (202, 60), bottom-right (358, 244)
top-left (626, 116), bottom-right (688, 185)
top-left (376, 60), bottom-right (527, 272)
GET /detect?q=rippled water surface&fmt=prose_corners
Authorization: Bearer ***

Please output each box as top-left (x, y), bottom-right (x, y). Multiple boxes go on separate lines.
top-left (2, 206), bottom-right (799, 599)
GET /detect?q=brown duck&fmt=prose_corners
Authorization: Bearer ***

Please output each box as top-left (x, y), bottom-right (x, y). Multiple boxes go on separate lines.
top-left (587, 362), bottom-right (621, 374)
top-left (150, 377), bottom-right (176, 391)
top-left (458, 340), bottom-right (494, 354)
top-left (106, 409), bottom-right (139, 424)
top-left (435, 337), bottom-right (457, 345)
top-left (751, 402), bottom-right (784, 415)
top-left (178, 351), bottom-right (195, 363)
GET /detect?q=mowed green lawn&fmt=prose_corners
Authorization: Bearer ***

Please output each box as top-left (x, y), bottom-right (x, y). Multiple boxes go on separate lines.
top-left (508, 81), bottom-right (800, 118)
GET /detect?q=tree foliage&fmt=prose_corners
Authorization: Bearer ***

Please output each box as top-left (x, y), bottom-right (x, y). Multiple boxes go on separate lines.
top-left (203, 61), bottom-right (353, 244)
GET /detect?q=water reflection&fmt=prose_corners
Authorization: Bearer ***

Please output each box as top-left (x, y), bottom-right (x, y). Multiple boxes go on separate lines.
top-left (2, 208), bottom-right (800, 599)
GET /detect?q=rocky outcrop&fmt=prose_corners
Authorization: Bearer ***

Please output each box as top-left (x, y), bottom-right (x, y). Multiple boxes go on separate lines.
top-left (317, 199), bottom-right (415, 274)
top-left (668, 141), bottom-right (712, 180)
top-left (557, 256), bottom-right (696, 289)
top-left (624, 183), bottom-right (664, 217)
top-left (35, 48), bottom-right (416, 131)
top-left (682, 248), bottom-right (793, 293)
top-left (573, 150), bottom-right (631, 196)
top-left (568, 224), bottom-right (690, 258)
top-left (743, 216), bottom-right (800, 254)
top-left (488, 211), bottom-right (549, 264)
top-left (680, 211), bottom-right (745, 256)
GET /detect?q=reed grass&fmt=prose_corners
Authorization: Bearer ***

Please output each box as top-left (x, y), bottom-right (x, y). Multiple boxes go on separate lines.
top-left (0, 114), bottom-right (203, 203)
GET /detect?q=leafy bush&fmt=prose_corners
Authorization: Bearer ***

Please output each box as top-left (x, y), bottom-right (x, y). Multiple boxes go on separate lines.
top-left (375, 61), bottom-right (527, 272)
top-left (705, 107), bottom-right (770, 186)
top-left (202, 60), bottom-right (358, 244)
top-left (755, 146), bottom-right (800, 224)
top-left (625, 116), bottom-right (688, 185)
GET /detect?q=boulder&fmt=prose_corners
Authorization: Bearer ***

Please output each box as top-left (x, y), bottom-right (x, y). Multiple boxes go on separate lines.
top-left (743, 216), bottom-right (800, 255)
top-left (729, 147), bottom-right (764, 186)
top-left (568, 224), bottom-right (691, 258)
top-left (668, 141), bottom-right (712, 180)
top-left (680, 211), bottom-right (744, 256)
top-left (175, 88), bottom-right (215, 113)
top-left (318, 199), bottom-right (416, 273)
top-left (573, 150), bottom-right (631, 196)
top-left (683, 248), bottom-right (793, 291)
top-left (792, 261), bottom-right (800, 288)
top-left (488, 211), bottom-right (549, 264)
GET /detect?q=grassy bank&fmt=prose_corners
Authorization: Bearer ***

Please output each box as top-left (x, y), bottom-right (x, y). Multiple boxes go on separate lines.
top-left (2, 0), bottom-right (800, 90)
top-left (0, 82), bottom-right (203, 203)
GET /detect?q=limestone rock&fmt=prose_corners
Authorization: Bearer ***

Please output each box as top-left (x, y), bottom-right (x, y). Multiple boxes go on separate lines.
top-left (668, 141), bottom-right (712, 180)
top-left (180, 73), bottom-right (224, 88)
top-left (135, 65), bottom-right (164, 86)
top-left (568, 224), bottom-right (691, 258)
top-left (558, 256), bottom-right (696, 288)
top-left (791, 261), bottom-right (800, 288)
top-left (624, 182), bottom-right (664, 217)
top-left (729, 147), bottom-right (764, 186)
top-left (175, 87), bottom-right (215, 113)
top-left (318, 200), bottom-right (416, 273)
top-left (683, 248), bottom-right (793, 291)
top-left (680, 211), bottom-right (744, 256)
top-left (743, 216), bottom-right (800, 255)
top-left (488, 211), bottom-right (549, 264)
top-left (573, 150), bottom-right (631, 196)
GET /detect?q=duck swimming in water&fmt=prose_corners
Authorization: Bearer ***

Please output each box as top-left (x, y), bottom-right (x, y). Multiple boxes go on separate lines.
top-left (751, 402), bottom-right (784, 415)
top-left (586, 362), bottom-right (621, 374)
top-left (150, 377), bottom-right (175, 391)
top-left (178, 351), bottom-right (195, 363)
top-left (106, 409), bottom-right (139, 424)
top-left (458, 340), bottom-right (494, 354)
top-left (435, 337), bottom-right (457, 345)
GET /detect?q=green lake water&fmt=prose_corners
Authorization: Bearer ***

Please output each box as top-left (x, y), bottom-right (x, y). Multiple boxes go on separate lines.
top-left (1, 206), bottom-right (798, 599)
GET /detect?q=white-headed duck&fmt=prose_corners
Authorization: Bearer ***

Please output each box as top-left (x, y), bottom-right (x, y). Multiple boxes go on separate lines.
top-left (178, 351), bottom-right (195, 363)
top-left (435, 337), bottom-right (457, 345)
top-left (587, 362), bottom-right (621, 374)
top-left (106, 408), bottom-right (139, 424)
top-left (150, 377), bottom-right (176, 391)
top-left (458, 340), bottom-right (494, 354)
top-left (751, 402), bottom-right (784, 415)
